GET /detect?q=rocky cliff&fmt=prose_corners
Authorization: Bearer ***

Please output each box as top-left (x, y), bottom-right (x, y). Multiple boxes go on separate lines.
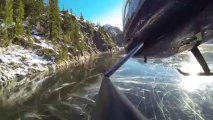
top-left (104, 24), bottom-right (124, 47)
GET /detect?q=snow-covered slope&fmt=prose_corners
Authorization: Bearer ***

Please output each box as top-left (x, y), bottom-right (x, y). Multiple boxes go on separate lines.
top-left (0, 45), bottom-right (53, 82)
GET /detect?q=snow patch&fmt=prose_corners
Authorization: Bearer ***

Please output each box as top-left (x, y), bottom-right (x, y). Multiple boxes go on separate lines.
top-left (0, 45), bottom-right (53, 81)
top-left (32, 34), bottom-right (54, 50)
top-left (94, 26), bottom-right (98, 31)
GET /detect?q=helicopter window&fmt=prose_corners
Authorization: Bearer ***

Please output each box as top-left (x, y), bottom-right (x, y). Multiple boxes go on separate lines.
top-left (123, 0), bottom-right (141, 27)
top-left (130, 0), bottom-right (140, 15)
top-left (123, 0), bottom-right (130, 26)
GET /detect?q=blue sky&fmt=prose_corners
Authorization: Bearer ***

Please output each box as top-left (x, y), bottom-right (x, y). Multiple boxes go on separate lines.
top-left (58, 0), bottom-right (123, 29)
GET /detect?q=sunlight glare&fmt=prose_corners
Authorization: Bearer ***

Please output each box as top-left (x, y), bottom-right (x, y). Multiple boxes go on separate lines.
top-left (180, 52), bottom-right (203, 75)
top-left (180, 76), bottom-right (213, 92)
top-left (179, 52), bottom-right (213, 92)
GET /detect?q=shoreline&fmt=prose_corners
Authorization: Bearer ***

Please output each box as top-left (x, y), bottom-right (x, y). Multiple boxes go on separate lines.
top-left (0, 48), bottom-right (123, 107)
top-left (0, 44), bottom-right (123, 86)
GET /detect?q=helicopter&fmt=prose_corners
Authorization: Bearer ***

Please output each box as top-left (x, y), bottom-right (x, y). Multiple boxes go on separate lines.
top-left (92, 0), bottom-right (213, 120)
top-left (123, 0), bottom-right (213, 75)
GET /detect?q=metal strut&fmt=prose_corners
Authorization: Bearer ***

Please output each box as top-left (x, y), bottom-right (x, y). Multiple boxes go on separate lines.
top-left (191, 46), bottom-right (211, 75)
top-left (105, 43), bottom-right (144, 77)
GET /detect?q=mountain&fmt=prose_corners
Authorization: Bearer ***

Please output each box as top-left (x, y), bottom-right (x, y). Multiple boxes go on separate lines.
top-left (104, 24), bottom-right (124, 47)
top-left (0, 9), bottom-right (123, 82)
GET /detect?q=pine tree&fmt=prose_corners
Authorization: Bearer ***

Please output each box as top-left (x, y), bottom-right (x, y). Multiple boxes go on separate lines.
top-left (0, 3), bottom-right (4, 20)
top-left (35, 0), bottom-right (45, 17)
top-left (73, 24), bottom-right (85, 52)
top-left (0, 4), bottom-right (5, 46)
top-left (0, 4), bottom-right (5, 26)
top-left (23, 0), bottom-right (33, 19)
top-left (49, 0), bottom-right (61, 42)
top-left (23, 0), bottom-right (45, 35)
top-left (36, 0), bottom-right (45, 23)
top-left (5, 0), bottom-right (14, 43)
top-left (0, 0), bottom-right (5, 6)
top-left (61, 11), bottom-right (73, 42)
top-left (80, 12), bottom-right (84, 21)
top-left (24, 0), bottom-right (35, 28)
top-left (13, 0), bottom-right (24, 35)
top-left (0, 0), bottom-right (14, 46)
top-left (5, 0), bottom-right (13, 28)
top-left (69, 8), bottom-right (72, 14)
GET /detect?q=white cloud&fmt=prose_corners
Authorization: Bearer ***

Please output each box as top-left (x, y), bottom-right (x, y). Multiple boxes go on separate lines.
top-left (95, 7), bottom-right (123, 30)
